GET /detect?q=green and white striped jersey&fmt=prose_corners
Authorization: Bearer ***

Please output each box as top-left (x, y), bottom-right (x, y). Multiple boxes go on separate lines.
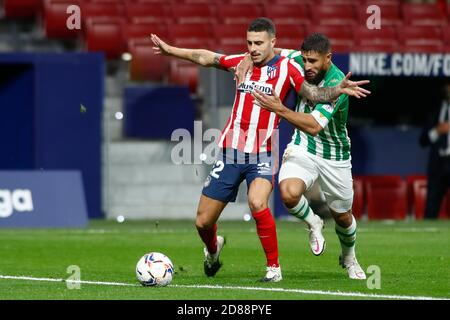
top-left (282, 50), bottom-right (351, 161)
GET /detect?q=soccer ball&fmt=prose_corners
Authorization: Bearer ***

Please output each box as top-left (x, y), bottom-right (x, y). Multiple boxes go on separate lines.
top-left (136, 252), bottom-right (174, 287)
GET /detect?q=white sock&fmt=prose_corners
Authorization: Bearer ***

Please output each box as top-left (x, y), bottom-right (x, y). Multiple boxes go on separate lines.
top-left (287, 196), bottom-right (319, 226)
top-left (335, 215), bottom-right (357, 259)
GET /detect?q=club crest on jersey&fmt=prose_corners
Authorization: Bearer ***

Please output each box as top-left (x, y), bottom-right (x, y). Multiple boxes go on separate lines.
top-left (266, 65), bottom-right (278, 79)
top-left (237, 81), bottom-right (273, 95)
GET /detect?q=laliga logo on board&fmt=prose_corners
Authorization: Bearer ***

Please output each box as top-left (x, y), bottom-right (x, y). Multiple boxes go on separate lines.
top-left (0, 189), bottom-right (34, 218)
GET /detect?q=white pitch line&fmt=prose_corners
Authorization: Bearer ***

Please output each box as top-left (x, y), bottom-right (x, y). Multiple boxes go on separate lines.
top-left (0, 275), bottom-right (448, 300)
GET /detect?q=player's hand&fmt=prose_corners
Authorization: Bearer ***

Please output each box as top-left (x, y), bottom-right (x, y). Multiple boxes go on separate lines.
top-left (251, 89), bottom-right (284, 114)
top-left (151, 34), bottom-right (171, 56)
top-left (338, 72), bottom-right (371, 98)
top-left (235, 53), bottom-right (252, 85)
top-left (436, 122), bottom-right (450, 135)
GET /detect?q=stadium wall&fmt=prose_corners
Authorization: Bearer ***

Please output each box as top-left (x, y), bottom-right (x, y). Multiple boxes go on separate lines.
top-left (0, 53), bottom-right (104, 218)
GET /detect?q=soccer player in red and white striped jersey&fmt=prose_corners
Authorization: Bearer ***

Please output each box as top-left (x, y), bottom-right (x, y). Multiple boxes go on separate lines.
top-left (151, 18), bottom-right (370, 282)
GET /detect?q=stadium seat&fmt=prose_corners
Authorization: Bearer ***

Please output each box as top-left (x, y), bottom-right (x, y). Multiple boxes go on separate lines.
top-left (443, 27), bottom-right (450, 45)
top-left (365, 175), bottom-right (408, 220)
top-left (84, 17), bottom-right (125, 59)
top-left (306, 25), bottom-right (354, 53)
top-left (264, 4), bottom-right (311, 26)
top-left (402, 3), bottom-right (447, 26)
top-left (122, 22), bottom-right (168, 43)
top-left (4, 0), bottom-right (42, 18)
top-left (167, 24), bottom-right (213, 48)
top-left (409, 176), bottom-right (448, 219)
top-left (128, 38), bottom-right (170, 82)
top-left (83, 1), bottom-right (125, 20)
top-left (219, 4), bottom-right (264, 25)
top-left (276, 25), bottom-right (306, 50)
top-left (352, 176), bottom-right (365, 220)
top-left (125, 2), bottom-right (173, 24)
top-left (43, 0), bottom-right (84, 39)
top-left (272, 0), bottom-right (312, 4)
top-left (213, 24), bottom-right (247, 46)
top-left (312, 4), bottom-right (357, 26)
top-left (355, 3), bottom-right (402, 26)
top-left (353, 25), bottom-right (399, 52)
top-left (171, 3), bottom-right (217, 25)
top-left (397, 25), bottom-right (443, 47)
top-left (217, 44), bottom-right (248, 55)
top-left (169, 60), bottom-right (199, 93)
top-left (398, 44), bottom-right (444, 53)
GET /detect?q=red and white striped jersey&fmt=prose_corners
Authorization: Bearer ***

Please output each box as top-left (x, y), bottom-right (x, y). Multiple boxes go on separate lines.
top-left (218, 54), bottom-right (304, 153)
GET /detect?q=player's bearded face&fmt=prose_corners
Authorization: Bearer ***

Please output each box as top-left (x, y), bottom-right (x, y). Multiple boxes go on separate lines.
top-left (247, 31), bottom-right (275, 66)
top-left (302, 51), bottom-right (331, 85)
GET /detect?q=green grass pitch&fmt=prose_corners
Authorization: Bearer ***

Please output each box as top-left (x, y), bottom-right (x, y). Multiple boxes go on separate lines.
top-left (0, 219), bottom-right (448, 300)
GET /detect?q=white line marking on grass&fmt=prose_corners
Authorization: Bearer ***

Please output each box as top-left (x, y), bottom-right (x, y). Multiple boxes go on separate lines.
top-left (1, 275), bottom-right (448, 300)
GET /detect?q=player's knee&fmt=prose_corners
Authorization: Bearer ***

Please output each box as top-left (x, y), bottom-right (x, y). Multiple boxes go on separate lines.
top-left (195, 210), bottom-right (214, 230)
top-left (332, 209), bottom-right (354, 228)
top-left (279, 184), bottom-right (301, 209)
top-left (248, 198), bottom-right (267, 213)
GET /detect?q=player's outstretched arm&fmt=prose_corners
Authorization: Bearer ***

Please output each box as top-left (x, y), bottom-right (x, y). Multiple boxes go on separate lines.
top-left (251, 90), bottom-right (323, 136)
top-left (299, 72), bottom-right (371, 103)
top-left (151, 34), bottom-right (222, 68)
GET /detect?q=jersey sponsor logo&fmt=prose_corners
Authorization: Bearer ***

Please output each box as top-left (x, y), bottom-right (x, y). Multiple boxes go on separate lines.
top-left (237, 81), bottom-right (273, 95)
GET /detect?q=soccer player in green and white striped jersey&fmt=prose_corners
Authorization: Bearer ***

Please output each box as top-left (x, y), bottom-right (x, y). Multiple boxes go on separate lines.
top-left (250, 33), bottom-right (366, 280)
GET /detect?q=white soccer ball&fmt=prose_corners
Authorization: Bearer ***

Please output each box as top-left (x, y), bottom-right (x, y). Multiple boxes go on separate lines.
top-left (136, 252), bottom-right (174, 287)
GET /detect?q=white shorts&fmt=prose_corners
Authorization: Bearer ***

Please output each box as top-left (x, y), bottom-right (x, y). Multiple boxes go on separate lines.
top-left (278, 145), bottom-right (354, 213)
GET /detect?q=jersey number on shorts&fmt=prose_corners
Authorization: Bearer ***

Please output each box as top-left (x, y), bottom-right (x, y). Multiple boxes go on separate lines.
top-left (210, 160), bottom-right (225, 179)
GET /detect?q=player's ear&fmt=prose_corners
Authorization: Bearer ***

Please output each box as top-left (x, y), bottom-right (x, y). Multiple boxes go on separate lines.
top-left (271, 36), bottom-right (276, 48)
top-left (326, 52), bottom-right (332, 64)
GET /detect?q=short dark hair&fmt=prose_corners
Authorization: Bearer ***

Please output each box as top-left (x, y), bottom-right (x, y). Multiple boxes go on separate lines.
top-left (301, 33), bottom-right (331, 54)
top-left (247, 17), bottom-right (276, 37)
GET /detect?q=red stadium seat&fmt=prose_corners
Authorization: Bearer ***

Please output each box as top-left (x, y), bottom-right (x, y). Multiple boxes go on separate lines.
top-left (443, 27), bottom-right (450, 45)
top-left (4, 0), bottom-right (42, 18)
top-left (272, 0), bottom-right (312, 4)
top-left (355, 3), bottom-right (402, 26)
top-left (213, 24), bottom-right (247, 46)
top-left (312, 4), bottom-right (357, 26)
top-left (402, 3), bottom-right (447, 27)
top-left (167, 24), bottom-right (213, 48)
top-left (406, 175), bottom-right (426, 216)
top-left (169, 60), bottom-right (199, 93)
top-left (352, 176), bottom-right (365, 220)
top-left (84, 17), bottom-right (125, 59)
top-left (397, 25), bottom-right (443, 47)
top-left (122, 22), bottom-right (168, 43)
top-left (353, 25), bottom-right (399, 52)
top-left (43, 0), bottom-right (84, 39)
top-left (125, 3), bottom-right (173, 24)
top-left (128, 38), bottom-right (170, 82)
top-left (398, 44), bottom-right (444, 53)
top-left (217, 44), bottom-right (248, 55)
top-left (264, 4), bottom-right (311, 26)
top-left (365, 175), bottom-right (408, 220)
top-left (306, 25), bottom-right (354, 53)
top-left (276, 25), bottom-right (306, 50)
top-left (352, 43), bottom-right (398, 53)
top-left (219, 4), bottom-right (264, 25)
top-left (83, 1), bottom-right (125, 19)
top-left (409, 176), bottom-right (448, 219)
top-left (171, 3), bottom-right (217, 24)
